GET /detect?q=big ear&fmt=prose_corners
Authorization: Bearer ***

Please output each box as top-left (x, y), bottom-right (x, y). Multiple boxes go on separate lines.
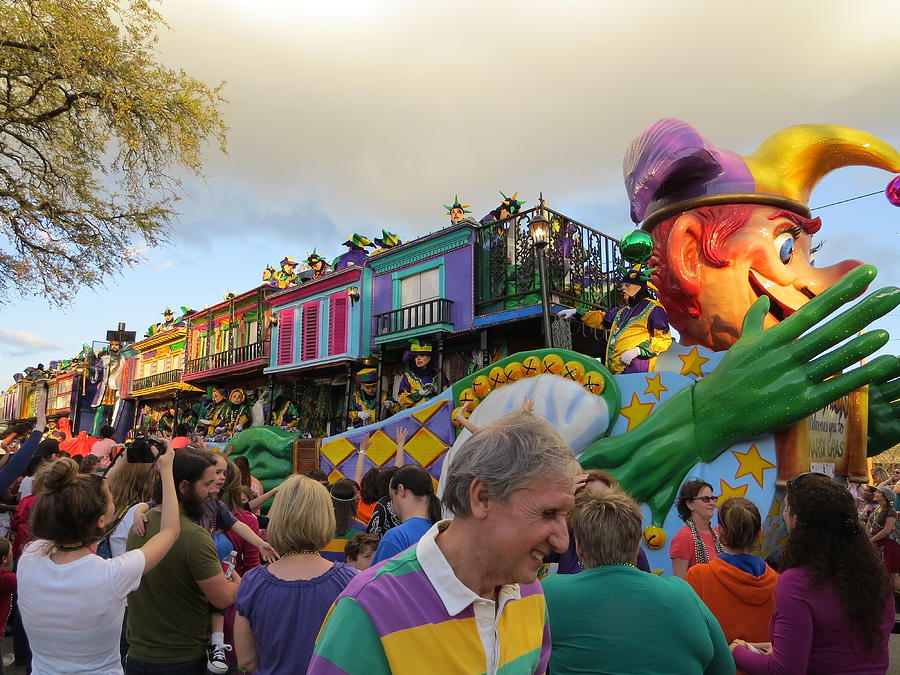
top-left (667, 212), bottom-right (704, 298)
top-left (468, 478), bottom-right (491, 520)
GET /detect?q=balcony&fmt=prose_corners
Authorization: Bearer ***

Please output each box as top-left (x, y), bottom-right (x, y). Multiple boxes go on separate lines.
top-left (476, 205), bottom-right (621, 315)
top-left (132, 369), bottom-right (183, 393)
top-left (185, 340), bottom-right (266, 375)
top-left (373, 298), bottom-right (454, 339)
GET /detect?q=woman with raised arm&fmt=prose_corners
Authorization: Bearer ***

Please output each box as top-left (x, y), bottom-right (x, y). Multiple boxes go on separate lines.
top-left (18, 448), bottom-right (179, 674)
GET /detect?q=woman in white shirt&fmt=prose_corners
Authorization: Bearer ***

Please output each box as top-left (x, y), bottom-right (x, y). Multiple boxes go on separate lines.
top-left (17, 445), bottom-right (180, 675)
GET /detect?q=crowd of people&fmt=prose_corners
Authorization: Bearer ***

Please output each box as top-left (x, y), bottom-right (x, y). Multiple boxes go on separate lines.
top-left (0, 388), bottom-right (895, 674)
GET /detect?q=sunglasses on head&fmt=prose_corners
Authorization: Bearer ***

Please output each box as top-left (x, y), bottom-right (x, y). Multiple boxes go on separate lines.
top-left (690, 495), bottom-right (718, 504)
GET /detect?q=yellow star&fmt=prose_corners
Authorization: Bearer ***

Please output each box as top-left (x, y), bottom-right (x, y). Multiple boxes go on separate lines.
top-left (718, 478), bottom-right (749, 504)
top-left (643, 373), bottom-right (668, 401)
top-left (620, 392), bottom-right (655, 431)
top-left (678, 346), bottom-right (710, 378)
top-left (768, 497), bottom-right (783, 519)
top-left (733, 444), bottom-right (777, 488)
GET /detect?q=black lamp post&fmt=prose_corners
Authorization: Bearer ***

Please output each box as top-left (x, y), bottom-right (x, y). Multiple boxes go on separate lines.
top-left (529, 205), bottom-right (553, 348)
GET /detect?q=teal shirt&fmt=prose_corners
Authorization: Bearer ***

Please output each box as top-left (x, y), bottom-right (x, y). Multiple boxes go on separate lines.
top-left (543, 565), bottom-right (734, 675)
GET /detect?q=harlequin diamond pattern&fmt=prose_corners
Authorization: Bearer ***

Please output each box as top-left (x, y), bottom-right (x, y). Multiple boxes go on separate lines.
top-left (321, 437), bottom-right (356, 467)
top-left (365, 429), bottom-right (398, 467)
top-left (412, 398), bottom-right (447, 425)
top-left (404, 426), bottom-right (449, 469)
top-left (325, 393), bottom-right (458, 482)
top-left (327, 468), bottom-right (344, 484)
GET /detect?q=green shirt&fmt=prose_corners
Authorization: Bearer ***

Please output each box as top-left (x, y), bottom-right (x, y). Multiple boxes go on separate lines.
top-left (542, 565), bottom-right (734, 675)
top-left (125, 510), bottom-right (222, 663)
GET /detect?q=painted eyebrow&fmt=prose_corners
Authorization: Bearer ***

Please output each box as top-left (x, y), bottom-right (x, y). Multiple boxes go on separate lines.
top-left (768, 209), bottom-right (822, 235)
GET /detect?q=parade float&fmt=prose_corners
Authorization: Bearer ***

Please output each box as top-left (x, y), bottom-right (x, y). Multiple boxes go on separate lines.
top-left (1, 120), bottom-right (898, 576)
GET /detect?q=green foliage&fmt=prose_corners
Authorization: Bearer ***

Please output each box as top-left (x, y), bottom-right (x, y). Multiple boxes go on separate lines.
top-left (0, 0), bottom-right (227, 303)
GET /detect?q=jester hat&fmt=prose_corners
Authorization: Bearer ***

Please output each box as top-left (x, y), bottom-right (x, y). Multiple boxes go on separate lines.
top-left (306, 250), bottom-right (328, 267)
top-left (442, 195), bottom-right (472, 215)
top-left (625, 119), bottom-right (900, 229)
top-left (403, 338), bottom-right (434, 364)
top-left (162, 307), bottom-right (174, 317)
top-left (356, 368), bottom-right (378, 385)
top-left (280, 256), bottom-right (298, 268)
top-left (342, 233), bottom-right (374, 251)
top-left (374, 229), bottom-right (401, 249)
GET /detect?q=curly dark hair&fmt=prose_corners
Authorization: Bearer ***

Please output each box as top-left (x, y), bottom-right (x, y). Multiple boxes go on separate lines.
top-left (360, 467), bottom-right (381, 505)
top-left (781, 473), bottom-right (891, 653)
top-left (676, 479), bottom-right (713, 522)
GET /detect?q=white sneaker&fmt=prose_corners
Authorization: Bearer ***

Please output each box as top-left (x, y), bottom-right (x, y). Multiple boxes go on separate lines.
top-left (207, 643), bottom-right (232, 674)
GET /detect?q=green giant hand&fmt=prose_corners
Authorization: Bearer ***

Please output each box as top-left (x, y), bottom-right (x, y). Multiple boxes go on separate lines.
top-left (580, 264), bottom-right (900, 526)
top-left (693, 264), bottom-right (899, 460)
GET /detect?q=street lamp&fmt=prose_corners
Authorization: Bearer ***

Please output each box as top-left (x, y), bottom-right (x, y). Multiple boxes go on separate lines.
top-left (529, 205), bottom-right (553, 348)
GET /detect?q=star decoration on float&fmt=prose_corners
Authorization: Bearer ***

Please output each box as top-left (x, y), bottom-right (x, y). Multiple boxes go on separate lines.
top-left (678, 346), bottom-right (710, 378)
top-left (643, 374), bottom-right (668, 401)
top-left (719, 478), bottom-right (749, 503)
top-left (768, 497), bottom-right (783, 519)
top-left (733, 445), bottom-right (776, 488)
top-left (619, 392), bottom-right (655, 431)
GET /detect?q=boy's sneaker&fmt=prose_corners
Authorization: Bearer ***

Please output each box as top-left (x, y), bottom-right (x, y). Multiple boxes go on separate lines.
top-left (207, 643), bottom-right (231, 674)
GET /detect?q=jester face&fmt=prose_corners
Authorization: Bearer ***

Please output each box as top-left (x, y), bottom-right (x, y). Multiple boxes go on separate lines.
top-left (211, 388), bottom-right (225, 404)
top-left (659, 205), bottom-right (862, 350)
top-left (450, 207), bottom-right (464, 223)
top-left (620, 282), bottom-right (642, 300)
top-left (229, 388), bottom-right (246, 406)
top-left (108, 340), bottom-right (121, 355)
top-left (414, 354), bottom-right (432, 369)
top-left (361, 382), bottom-right (377, 397)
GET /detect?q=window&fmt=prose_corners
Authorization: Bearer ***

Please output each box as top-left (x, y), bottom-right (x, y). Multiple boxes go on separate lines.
top-left (400, 268), bottom-right (439, 307)
top-left (328, 293), bottom-right (348, 355)
top-left (301, 302), bottom-right (320, 361)
top-left (276, 309), bottom-right (295, 366)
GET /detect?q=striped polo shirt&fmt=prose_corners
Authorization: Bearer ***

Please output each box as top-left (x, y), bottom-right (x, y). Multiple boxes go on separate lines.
top-left (321, 518), bottom-right (367, 563)
top-left (309, 521), bottom-right (550, 675)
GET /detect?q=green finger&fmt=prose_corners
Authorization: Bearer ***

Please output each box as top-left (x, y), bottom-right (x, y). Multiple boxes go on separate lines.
top-left (795, 286), bottom-right (900, 362)
top-left (810, 355), bottom-right (899, 408)
top-left (807, 331), bottom-right (889, 382)
top-left (773, 264), bottom-right (878, 342)
top-left (739, 296), bottom-right (770, 340)
top-left (874, 378), bottom-right (900, 402)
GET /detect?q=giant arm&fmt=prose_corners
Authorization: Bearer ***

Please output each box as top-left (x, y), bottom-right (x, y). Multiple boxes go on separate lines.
top-left (579, 264), bottom-right (898, 526)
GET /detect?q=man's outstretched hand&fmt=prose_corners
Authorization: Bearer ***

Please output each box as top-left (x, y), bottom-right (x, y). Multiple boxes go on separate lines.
top-left (693, 264), bottom-right (900, 462)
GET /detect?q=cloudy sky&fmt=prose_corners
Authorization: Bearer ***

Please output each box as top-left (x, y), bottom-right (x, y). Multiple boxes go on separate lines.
top-left (1, 0), bottom-right (898, 381)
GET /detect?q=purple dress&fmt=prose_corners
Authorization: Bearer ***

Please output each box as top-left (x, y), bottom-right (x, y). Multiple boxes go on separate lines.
top-left (235, 562), bottom-right (357, 674)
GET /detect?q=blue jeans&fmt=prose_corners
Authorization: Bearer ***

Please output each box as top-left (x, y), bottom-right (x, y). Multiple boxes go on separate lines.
top-left (124, 657), bottom-right (207, 674)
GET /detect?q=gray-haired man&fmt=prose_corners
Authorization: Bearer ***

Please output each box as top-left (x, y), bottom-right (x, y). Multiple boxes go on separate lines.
top-left (310, 411), bottom-right (579, 675)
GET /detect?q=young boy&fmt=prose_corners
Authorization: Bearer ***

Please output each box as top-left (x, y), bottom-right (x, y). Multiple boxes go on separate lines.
top-left (344, 533), bottom-right (380, 572)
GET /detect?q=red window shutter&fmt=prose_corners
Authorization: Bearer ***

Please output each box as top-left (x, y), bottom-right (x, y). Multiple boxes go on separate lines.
top-left (277, 309), bottom-right (295, 366)
top-left (302, 302), bottom-right (320, 361)
top-left (328, 293), bottom-right (348, 355)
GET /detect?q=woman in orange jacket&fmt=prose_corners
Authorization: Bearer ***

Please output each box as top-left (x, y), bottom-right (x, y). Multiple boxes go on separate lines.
top-left (686, 497), bottom-right (778, 645)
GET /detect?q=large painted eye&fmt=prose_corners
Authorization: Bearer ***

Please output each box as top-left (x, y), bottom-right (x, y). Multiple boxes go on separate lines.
top-left (774, 232), bottom-right (795, 265)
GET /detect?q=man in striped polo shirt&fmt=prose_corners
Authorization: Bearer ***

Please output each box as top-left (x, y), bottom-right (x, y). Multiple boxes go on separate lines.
top-left (309, 411), bottom-right (580, 675)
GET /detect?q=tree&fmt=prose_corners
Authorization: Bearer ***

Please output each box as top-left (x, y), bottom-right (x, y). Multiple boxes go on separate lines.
top-left (0, 0), bottom-right (226, 303)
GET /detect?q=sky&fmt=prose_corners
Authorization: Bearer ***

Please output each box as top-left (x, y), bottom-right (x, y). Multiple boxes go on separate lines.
top-left (1, 0), bottom-right (898, 382)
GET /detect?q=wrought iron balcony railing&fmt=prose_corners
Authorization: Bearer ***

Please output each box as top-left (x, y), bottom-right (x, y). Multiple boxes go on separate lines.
top-left (185, 340), bottom-right (265, 375)
top-left (476, 205), bottom-right (622, 314)
top-left (132, 369), bottom-right (182, 392)
top-left (373, 298), bottom-right (454, 338)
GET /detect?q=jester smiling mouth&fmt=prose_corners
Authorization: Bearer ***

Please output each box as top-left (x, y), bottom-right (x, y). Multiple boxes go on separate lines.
top-left (748, 270), bottom-right (815, 322)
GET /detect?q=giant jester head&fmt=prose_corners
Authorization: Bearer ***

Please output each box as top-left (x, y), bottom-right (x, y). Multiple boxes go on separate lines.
top-left (625, 119), bottom-right (900, 351)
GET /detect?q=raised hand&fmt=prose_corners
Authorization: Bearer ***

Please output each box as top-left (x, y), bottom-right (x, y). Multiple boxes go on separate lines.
top-left (693, 265), bottom-right (899, 461)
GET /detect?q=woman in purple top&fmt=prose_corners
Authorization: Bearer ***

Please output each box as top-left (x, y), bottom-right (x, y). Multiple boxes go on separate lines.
top-left (234, 475), bottom-right (357, 674)
top-left (731, 473), bottom-right (893, 675)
